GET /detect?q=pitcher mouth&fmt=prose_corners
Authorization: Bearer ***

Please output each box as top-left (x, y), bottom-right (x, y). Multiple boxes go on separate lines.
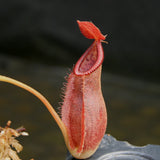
top-left (74, 41), bottom-right (104, 76)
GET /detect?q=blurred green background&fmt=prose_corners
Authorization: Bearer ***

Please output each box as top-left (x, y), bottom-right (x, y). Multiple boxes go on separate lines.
top-left (0, 0), bottom-right (160, 160)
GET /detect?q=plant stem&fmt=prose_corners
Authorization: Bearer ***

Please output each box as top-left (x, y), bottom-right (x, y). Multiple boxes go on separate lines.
top-left (0, 75), bottom-right (67, 137)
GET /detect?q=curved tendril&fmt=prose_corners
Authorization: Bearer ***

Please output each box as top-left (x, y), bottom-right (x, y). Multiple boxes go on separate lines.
top-left (0, 75), bottom-right (67, 138)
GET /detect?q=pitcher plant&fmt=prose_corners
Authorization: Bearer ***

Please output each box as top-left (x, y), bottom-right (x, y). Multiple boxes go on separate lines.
top-left (0, 20), bottom-right (107, 159)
